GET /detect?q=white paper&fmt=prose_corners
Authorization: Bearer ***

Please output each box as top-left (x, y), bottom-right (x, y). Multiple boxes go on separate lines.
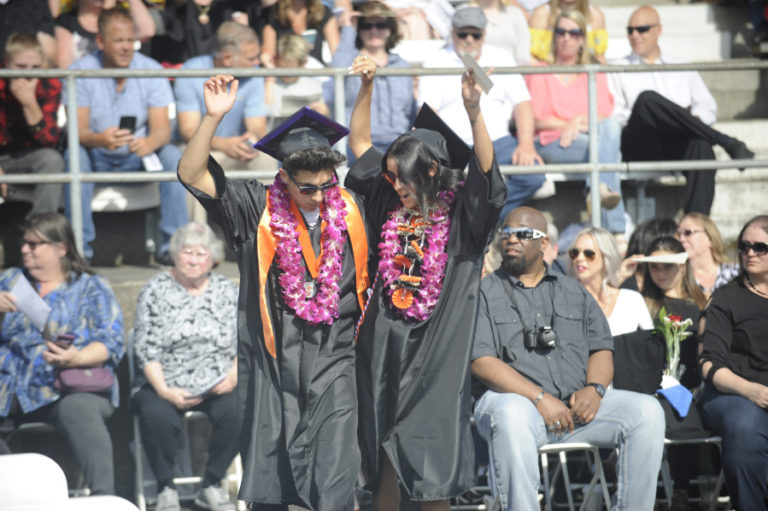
top-left (141, 153), bottom-right (163, 172)
top-left (184, 374), bottom-right (227, 400)
top-left (10, 274), bottom-right (51, 332)
top-left (461, 52), bottom-right (494, 94)
top-left (633, 252), bottom-right (689, 264)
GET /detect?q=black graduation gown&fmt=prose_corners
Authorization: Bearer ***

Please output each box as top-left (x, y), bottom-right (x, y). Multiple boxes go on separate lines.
top-left (182, 157), bottom-right (365, 510)
top-left (345, 147), bottom-right (506, 500)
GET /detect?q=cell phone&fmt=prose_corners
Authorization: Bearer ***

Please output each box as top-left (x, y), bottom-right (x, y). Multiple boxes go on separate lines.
top-left (54, 333), bottom-right (76, 349)
top-left (119, 115), bottom-right (137, 134)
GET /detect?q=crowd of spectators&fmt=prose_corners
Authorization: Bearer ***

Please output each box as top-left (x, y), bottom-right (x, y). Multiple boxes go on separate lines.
top-left (0, 0), bottom-right (766, 509)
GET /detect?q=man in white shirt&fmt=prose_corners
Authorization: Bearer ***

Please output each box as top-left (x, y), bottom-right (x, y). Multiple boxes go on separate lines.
top-left (610, 6), bottom-right (754, 215)
top-left (419, 6), bottom-right (544, 222)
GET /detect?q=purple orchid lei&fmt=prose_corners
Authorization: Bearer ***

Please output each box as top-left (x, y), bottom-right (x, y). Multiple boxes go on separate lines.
top-left (378, 189), bottom-right (456, 321)
top-left (268, 173), bottom-right (348, 325)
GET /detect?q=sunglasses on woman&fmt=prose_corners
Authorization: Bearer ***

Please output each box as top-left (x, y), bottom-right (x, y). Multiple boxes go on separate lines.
top-left (568, 248), bottom-right (597, 261)
top-left (738, 240), bottom-right (768, 256)
top-left (554, 27), bottom-right (583, 38)
top-left (382, 168), bottom-right (398, 186)
top-left (359, 21), bottom-right (389, 31)
top-left (287, 171), bottom-right (339, 195)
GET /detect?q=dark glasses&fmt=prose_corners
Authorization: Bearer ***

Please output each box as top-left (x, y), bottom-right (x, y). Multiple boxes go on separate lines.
top-left (568, 248), bottom-right (597, 261)
top-left (676, 228), bottom-right (703, 238)
top-left (359, 21), bottom-right (389, 31)
top-left (456, 31), bottom-right (483, 40)
top-left (382, 168), bottom-right (398, 186)
top-left (626, 24), bottom-right (657, 35)
top-left (498, 226), bottom-right (547, 241)
top-left (738, 240), bottom-right (768, 256)
top-left (22, 239), bottom-right (50, 250)
top-left (554, 27), bottom-right (583, 37)
top-left (287, 171), bottom-right (338, 195)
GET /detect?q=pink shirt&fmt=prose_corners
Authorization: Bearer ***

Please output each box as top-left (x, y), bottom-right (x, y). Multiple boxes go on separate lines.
top-left (526, 63), bottom-right (614, 146)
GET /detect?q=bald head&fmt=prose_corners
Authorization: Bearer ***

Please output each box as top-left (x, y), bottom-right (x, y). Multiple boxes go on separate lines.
top-left (627, 6), bottom-right (661, 61)
top-left (503, 207), bottom-right (548, 233)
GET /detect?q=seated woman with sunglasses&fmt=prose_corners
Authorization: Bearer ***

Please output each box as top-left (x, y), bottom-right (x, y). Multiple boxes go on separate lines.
top-left (347, 57), bottom-right (505, 510)
top-left (568, 226), bottom-right (652, 336)
top-left (526, 10), bottom-right (625, 234)
top-left (678, 213), bottom-right (738, 299)
top-left (698, 215), bottom-right (768, 510)
top-left (529, 0), bottom-right (607, 63)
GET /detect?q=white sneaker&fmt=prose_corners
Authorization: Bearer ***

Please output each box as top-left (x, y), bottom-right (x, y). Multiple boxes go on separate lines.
top-left (156, 486), bottom-right (180, 511)
top-left (195, 485), bottom-right (235, 511)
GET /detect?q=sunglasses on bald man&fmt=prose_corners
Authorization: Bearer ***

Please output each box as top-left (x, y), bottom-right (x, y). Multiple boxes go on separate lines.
top-left (498, 226), bottom-right (547, 241)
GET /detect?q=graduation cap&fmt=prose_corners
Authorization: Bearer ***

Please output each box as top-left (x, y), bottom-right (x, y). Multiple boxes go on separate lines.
top-left (254, 107), bottom-right (350, 161)
top-left (408, 104), bottom-right (472, 170)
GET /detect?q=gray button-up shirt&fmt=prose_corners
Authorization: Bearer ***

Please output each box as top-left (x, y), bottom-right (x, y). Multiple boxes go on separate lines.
top-left (472, 267), bottom-right (613, 400)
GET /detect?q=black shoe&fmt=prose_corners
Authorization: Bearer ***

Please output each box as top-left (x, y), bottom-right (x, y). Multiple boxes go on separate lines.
top-left (721, 138), bottom-right (755, 171)
top-left (155, 252), bottom-right (174, 266)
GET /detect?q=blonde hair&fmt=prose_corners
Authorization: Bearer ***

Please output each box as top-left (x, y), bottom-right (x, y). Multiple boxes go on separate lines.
top-left (276, 33), bottom-right (310, 64)
top-left (4, 32), bottom-right (43, 63)
top-left (548, 0), bottom-right (592, 26)
top-left (549, 10), bottom-right (591, 65)
top-left (680, 213), bottom-right (730, 264)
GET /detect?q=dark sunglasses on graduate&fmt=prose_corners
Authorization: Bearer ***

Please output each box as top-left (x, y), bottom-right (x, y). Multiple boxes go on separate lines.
top-left (568, 248), bottom-right (597, 261)
top-left (287, 171), bottom-right (339, 195)
top-left (626, 24), bottom-right (657, 35)
top-left (554, 27), bottom-right (583, 37)
top-left (738, 240), bottom-right (768, 256)
top-left (359, 21), bottom-right (389, 31)
top-left (456, 31), bottom-right (483, 40)
top-left (382, 168), bottom-right (398, 186)
top-left (498, 226), bottom-right (547, 241)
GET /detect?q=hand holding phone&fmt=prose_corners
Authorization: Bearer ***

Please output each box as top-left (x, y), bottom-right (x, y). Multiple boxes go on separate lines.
top-left (119, 115), bottom-right (137, 134)
top-left (54, 333), bottom-right (76, 349)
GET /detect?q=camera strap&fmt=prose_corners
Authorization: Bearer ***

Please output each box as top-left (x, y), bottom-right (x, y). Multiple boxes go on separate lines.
top-left (497, 272), bottom-right (556, 333)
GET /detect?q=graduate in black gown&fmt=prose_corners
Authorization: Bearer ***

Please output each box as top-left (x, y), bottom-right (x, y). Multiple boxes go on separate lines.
top-left (177, 75), bottom-right (370, 511)
top-left (346, 57), bottom-right (506, 510)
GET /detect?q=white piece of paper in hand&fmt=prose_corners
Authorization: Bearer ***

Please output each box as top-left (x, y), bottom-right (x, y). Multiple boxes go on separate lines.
top-left (142, 153), bottom-right (164, 172)
top-left (10, 274), bottom-right (51, 332)
top-left (461, 52), bottom-right (494, 94)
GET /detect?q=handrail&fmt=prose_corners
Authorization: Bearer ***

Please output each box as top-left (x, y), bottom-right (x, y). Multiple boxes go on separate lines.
top-left (1, 59), bottom-right (766, 254)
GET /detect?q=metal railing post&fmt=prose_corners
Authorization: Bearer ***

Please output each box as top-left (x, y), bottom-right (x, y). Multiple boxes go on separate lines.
top-left (587, 66), bottom-right (600, 228)
top-left (65, 72), bottom-right (84, 256)
top-left (333, 68), bottom-right (348, 163)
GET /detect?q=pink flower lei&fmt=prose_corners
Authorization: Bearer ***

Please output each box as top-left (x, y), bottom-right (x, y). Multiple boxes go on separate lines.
top-left (378, 189), bottom-right (457, 321)
top-left (268, 173), bottom-right (348, 325)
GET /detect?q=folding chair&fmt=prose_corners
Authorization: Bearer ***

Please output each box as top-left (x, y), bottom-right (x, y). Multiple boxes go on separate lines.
top-left (539, 442), bottom-right (612, 511)
top-left (660, 436), bottom-right (725, 511)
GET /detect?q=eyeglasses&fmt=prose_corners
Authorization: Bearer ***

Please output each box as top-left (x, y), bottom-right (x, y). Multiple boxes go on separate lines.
top-left (738, 240), bottom-right (768, 256)
top-left (382, 168), bottom-right (399, 186)
top-left (359, 21), bottom-right (389, 31)
top-left (677, 228), bottom-right (703, 238)
top-left (568, 248), bottom-right (597, 261)
top-left (626, 24), bottom-right (658, 35)
top-left (287, 171), bottom-right (339, 195)
top-left (456, 31), bottom-right (483, 40)
top-left (22, 239), bottom-right (50, 250)
top-left (180, 249), bottom-right (211, 258)
top-left (554, 27), bottom-right (584, 38)
top-left (498, 226), bottom-right (547, 241)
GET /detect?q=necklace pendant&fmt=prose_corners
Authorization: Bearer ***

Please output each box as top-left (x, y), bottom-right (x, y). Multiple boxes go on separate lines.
top-left (304, 281), bottom-right (316, 299)
top-left (198, 13), bottom-right (210, 24)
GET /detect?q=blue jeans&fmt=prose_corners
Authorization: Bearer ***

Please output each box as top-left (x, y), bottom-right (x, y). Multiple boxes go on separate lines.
top-left (493, 135), bottom-right (546, 225)
top-left (474, 388), bottom-right (665, 511)
top-left (66, 145), bottom-right (188, 258)
top-left (698, 385), bottom-right (768, 509)
top-left (535, 119), bottom-right (626, 233)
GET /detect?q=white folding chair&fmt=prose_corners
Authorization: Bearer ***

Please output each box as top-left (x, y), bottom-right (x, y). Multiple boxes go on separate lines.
top-left (659, 436), bottom-right (726, 511)
top-left (0, 452), bottom-right (69, 510)
top-left (539, 442), bottom-right (612, 511)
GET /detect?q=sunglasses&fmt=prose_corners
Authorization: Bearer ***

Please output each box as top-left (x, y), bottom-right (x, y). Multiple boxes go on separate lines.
top-left (456, 31), bottom-right (483, 40)
top-left (554, 27), bottom-right (583, 38)
top-left (738, 240), bottom-right (768, 256)
top-left (22, 239), bottom-right (50, 250)
top-left (287, 171), bottom-right (339, 195)
top-left (568, 248), bottom-right (597, 261)
top-left (382, 168), bottom-right (399, 186)
top-left (498, 226), bottom-right (547, 241)
top-left (677, 228), bottom-right (703, 238)
top-left (626, 24), bottom-right (657, 35)
top-left (359, 21), bottom-right (389, 31)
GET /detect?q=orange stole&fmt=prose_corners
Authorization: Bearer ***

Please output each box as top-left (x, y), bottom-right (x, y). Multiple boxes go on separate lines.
top-left (256, 188), bottom-right (369, 358)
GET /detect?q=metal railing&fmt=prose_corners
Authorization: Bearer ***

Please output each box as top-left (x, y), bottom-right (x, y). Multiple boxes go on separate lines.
top-left (1, 59), bottom-right (767, 255)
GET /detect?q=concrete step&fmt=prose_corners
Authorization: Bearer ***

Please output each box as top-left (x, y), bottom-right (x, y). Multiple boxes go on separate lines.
top-left (701, 69), bottom-right (768, 120)
top-left (605, 33), bottom-right (731, 61)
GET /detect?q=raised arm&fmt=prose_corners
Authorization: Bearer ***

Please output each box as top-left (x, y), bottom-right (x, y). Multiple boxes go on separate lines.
top-left (348, 55), bottom-right (376, 158)
top-left (178, 75), bottom-right (239, 198)
top-left (462, 69), bottom-right (493, 174)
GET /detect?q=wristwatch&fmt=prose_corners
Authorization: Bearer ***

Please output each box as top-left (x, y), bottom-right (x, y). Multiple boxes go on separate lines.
top-left (586, 382), bottom-right (606, 398)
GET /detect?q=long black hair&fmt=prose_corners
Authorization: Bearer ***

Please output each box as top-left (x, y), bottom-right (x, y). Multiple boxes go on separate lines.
top-left (24, 213), bottom-right (93, 280)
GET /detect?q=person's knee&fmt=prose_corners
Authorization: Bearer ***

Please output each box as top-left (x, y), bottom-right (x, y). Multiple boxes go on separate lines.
top-left (479, 394), bottom-right (540, 446)
top-left (636, 90), bottom-right (665, 107)
top-left (628, 393), bottom-right (665, 437)
top-left (54, 394), bottom-right (111, 432)
top-left (598, 118), bottom-right (622, 145)
top-left (35, 148), bottom-right (65, 174)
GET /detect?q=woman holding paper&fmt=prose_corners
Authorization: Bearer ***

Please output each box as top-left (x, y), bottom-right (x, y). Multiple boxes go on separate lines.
top-left (0, 212), bottom-right (123, 496)
top-left (130, 221), bottom-right (239, 511)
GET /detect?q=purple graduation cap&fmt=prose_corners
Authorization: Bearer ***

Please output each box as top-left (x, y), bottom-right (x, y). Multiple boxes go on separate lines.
top-left (409, 103), bottom-right (472, 170)
top-left (254, 106), bottom-right (350, 161)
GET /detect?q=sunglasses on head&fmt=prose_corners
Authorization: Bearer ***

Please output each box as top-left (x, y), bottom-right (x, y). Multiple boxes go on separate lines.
top-left (498, 226), bottom-right (547, 241)
top-left (738, 240), bottom-right (768, 256)
top-left (554, 27), bottom-right (583, 37)
top-left (626, 24), bottom-right (657, 35)
top-left (456, 31), bottom-right (483, 40)
top-left (359, 20), bottom-right (389, 31)
top-left (677, 228), bottom-right (703, 238)
top-left (568, 248), bottom-right (597, 261)
top-left (287, 171), bottom-right (339, 195)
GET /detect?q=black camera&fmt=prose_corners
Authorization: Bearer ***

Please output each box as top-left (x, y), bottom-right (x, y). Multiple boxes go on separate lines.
top-left (524, 326), bottom-right (557, 350)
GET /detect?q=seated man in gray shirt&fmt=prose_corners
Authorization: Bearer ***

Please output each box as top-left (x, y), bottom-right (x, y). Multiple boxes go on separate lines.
top-left (471, 206), bottom-right (665, 511)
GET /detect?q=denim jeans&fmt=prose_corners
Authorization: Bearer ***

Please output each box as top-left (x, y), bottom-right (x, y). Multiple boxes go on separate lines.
top-left (66, 145), bottom-right (189, 258)
top-left (474, 388), bottom-right (665, 511)
top-left (698, 384), bottom-right (768, 509)
top-left (535, 119), bottom-right (626, 233)
top-left (493, 135), bottom-right (546, 225)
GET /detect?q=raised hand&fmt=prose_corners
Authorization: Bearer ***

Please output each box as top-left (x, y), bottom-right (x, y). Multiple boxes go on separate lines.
top-left (461, 68), bottom-right (484, 108)
top-left (204, 74), bottom-right (239, 119)
top-left (349, 54), bottom-right (377, 86)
